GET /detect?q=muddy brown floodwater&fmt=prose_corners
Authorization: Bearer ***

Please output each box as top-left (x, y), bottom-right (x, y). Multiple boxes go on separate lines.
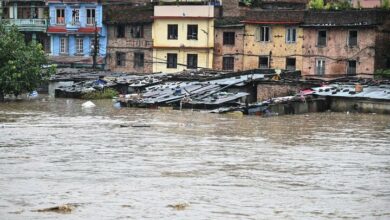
top-left (0, 97), bottom-right (389, 219)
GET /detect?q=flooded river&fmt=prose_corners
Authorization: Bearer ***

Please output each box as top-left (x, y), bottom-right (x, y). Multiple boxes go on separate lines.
top-left (0, 98), bottom-right (389, 219)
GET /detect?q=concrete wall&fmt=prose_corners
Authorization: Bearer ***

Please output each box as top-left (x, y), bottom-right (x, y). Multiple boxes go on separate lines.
top-left (257, 83), bottom-right (308, 101)
top-left (106, 24), bottom-right (153, 73)
top-left (330, 97), bottom-right (390, 114)
top-left (154, 5), bottom-right (214, 17)
top-left (302, 27), bottom-right (376, 77)
top-left (243, 24), bottom-right (304, 71)
top-left (213, 27), bottom-right (244, 71)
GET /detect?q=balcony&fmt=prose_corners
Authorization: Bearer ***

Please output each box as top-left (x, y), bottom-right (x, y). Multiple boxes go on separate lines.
top-left (2, 19), bottom-right (48, 32)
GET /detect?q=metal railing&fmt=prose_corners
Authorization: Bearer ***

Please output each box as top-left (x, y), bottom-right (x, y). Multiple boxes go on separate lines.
top-left (2, 19), bottom-right (47, 27)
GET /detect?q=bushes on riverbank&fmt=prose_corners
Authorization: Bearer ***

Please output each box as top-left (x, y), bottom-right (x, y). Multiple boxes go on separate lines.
top-left (81, 88), bottom-right (118, 99)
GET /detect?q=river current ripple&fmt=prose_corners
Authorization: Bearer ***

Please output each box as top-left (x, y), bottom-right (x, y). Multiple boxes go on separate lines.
top-left (0, 98), bottom-right (389, 219)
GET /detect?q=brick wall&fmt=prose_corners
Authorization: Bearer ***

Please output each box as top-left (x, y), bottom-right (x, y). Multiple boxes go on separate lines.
top-left (257, 83), bottom-right (307, 101)
top-left (213, 26), bottom-right (244, 71)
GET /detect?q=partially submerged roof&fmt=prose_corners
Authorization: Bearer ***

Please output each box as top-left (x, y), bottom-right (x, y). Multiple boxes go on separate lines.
top-left (312, 84), bottom-right (390, 101)
top-left (103, 4), bottom-right (154, 24)
top-left (302, 10), bottom-right (389, 27)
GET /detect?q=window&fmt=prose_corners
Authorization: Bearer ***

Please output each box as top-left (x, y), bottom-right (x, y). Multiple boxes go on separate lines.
top-left (286, 58), bottom-right (296, 71)
top-left (76, 38), bottom-right (83, 54)
top-left (56, 8), bottom-right (65, 25)
top-left (167, 53), bottom-right (177, 68)
top-left (348, 30), bottom-right (357, 47)
top-left (90, 38), bottom-right (100, 55)
top-left (134, 52), bottom-right (144, 68)
top-left (168, 24), bottom-right (178, 40)
top-left (260, 26), bottom-right (270, 42)
top-left (60, 37), bottom-right (68, 54)
top-left (117, 24), bottom-right (125, 38)
top-left (347, 60), bottom-right (357, 75)
top-left (187, 25), bottom-right (198, 40)
top-left (86, 9), bottom-right (95, 25)
top-left (116, 52), bottom-right (126, 67)
top-left (223, 32), bottom-right (235, 45)
top-left (71, 9), bottom-right (80, 25)
top-left (187, 54), bottom-right (198, 69)
top-left (222, 57), bottom-right (234, 70)
top-left (286, 27), bottom-right (296, 43)
top-left (316, 59), bottom-right (325, 75)
top-left (318, 30), bottom-right (327, 47)
top-left (259, 56), bottom-right (269, 69)
top-left (131, 25), bottom-right (144, 38)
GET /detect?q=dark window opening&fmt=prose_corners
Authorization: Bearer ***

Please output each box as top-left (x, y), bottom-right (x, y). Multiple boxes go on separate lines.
top-left (318, 30), bottom-right (327, 47)
top-left (117, 24), bottom-right (125, 38)
top-left (223, 32), bottom-right (235, 45)
top-left (131, 25), bottom-right (144, 38)
top-left (187, 25), bottom-right (198, 40)
top-left (116, 52), bottom-right (126, 67)
top-left (56, 9), bottom-right (65, 24)
top-left (86, 9), bottom-right (95, 25)
top-left (286, 58), bottom-right (296, 71)
top-left (222, 57), bottom-right (234, 70)
top-left (316, 59), bottom-right (325, 75)
top-left (168, 24), bottom-right (178, 40)
top-left (167, 53), bottom-right (177, 68)
top-left (347, 60), bottom-right (357, 75)
top-left (187, 54), bottom-right (198, 69)
top-left (134, 52), bottom-right (144, 68)
top-left (260, 26), bottom-right (270, 42)
top-left (348, 30), bottom-right (357, 47)
top-left (259, 56), bottom-right (269, 69)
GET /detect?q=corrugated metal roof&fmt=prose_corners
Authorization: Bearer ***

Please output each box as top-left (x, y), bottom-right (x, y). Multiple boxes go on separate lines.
top-left (312, 84), bottom-right (390, 100)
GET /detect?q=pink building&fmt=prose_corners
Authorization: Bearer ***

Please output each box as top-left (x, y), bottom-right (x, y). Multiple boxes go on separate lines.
top-left (301, 10), bottom-right (389, 78)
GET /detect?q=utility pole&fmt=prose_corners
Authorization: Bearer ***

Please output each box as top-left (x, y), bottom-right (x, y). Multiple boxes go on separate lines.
top-left (92, 20), bottom-right (98, 69)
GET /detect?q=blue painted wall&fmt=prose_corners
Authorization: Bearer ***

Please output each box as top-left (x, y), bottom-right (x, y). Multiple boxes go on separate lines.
top-left (48, 2), bottom-right (107, 58)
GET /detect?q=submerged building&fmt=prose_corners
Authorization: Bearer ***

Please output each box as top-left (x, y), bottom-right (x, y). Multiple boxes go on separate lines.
top-left (46, 0), bottom-right (107, 68)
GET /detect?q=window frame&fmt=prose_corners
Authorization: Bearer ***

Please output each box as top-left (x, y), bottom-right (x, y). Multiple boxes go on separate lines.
top-left (71, 8), bottom-right (80, 25)
top-left (116, 52), bottom-right (126, 67)
top-left (286, 57), bottom-right (296, 71)
top-left (168, 24), bottom-right (178, 40)
top-left (260, 26), bottom-right (271, 42)
top-left (60, 37), bottom-right (68, 54)
top-left (116, 24), bottom-right (126, 38)
top-left (223, 32), bottom-right (235, 45)
top-left (76, 38), bottom-right (83, 54)
top-left (286, 27), bottom-right (297, 44)
top-left (347, 60), bottom-right (357, 75)
top-left (187, 54), bottom-right (198, 69)
top-left (222, 56), bottom-right (234, 71)
top-left (86, 8), bottom-right (96, 26)
top-left (316, 58), bottom-right (326, 75)
top-left (167, 53), bottom-right (178, 68)
top-left (317, 30), bottom-right (327, 47)
top-left (187, 24), bottom-right (198, 40)
top-left (130, 25), bottom-right (144, 38)
top-left (134, 52), bottom-right (145, 68)
top-left (259, 56), bottom-right (269, 69)
top-left (56, 8), bottom-right (65, 25)
top-left (348, 30), bottom-right (358, 47)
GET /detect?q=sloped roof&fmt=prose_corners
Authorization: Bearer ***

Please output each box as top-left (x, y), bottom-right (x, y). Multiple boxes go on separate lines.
top-left (242, 10), bottom-right (305, 23)
top-left (302, 10), bottom-right (388, 27)
top-left (103, 4), bottom-right (154, 24)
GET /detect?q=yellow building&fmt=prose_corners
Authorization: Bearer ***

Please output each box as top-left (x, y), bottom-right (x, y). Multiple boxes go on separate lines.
top-left (152, 5), bottom-right (214, 73)
top-left (242, 11), bottom-right (305, 72)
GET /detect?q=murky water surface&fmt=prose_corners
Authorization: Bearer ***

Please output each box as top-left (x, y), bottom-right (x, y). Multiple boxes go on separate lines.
top-left (0, 98), bottom-right (389, 219)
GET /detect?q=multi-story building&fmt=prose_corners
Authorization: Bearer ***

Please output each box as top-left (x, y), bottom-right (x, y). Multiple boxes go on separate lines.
top-left (213, 17), bottom-right (245, 71)
top-left (242, 10), bottom-right (305, 71)
top-left (152, 5), bottom-right (215, 73)
top-left (46, 0), bottom-right (107, 68)
top-left (1, 0), bottom-right (50, 52)
top-left (104, 4), bottom-right (153, 73)
top-left (301, 10), bottom-right (388, 77)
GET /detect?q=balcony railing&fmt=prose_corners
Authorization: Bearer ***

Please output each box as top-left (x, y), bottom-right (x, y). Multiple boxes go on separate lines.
top-left (126, 39), bottom-right (153, 48)
top-left (2, 19), bottom-right (48, 32)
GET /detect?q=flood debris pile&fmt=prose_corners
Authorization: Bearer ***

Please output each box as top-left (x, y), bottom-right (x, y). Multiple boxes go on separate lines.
top-left (33, 204), bottom-right (76, 214)
top-left (117, 73), bottom-right (265, 109)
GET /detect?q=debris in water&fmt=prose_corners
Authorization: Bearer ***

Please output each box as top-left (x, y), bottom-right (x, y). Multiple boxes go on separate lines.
top-left (167, 202), bottom-right (189, 210)
top-left (131, 124), bottom-right (151, 128)
top-left (33, 204), bottom-right (75, 213)
top-left (119, 124), bottom-right (129, 128)
top-left (121, 204), bottom-right (132, 208)
top-left (81, 101), bottom-right (96, 108)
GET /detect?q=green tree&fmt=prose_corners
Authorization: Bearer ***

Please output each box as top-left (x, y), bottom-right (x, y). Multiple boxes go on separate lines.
top-left (0, 23), bottom-right (55, 101)
top-left (309, 0), bottom-right (324, 9)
